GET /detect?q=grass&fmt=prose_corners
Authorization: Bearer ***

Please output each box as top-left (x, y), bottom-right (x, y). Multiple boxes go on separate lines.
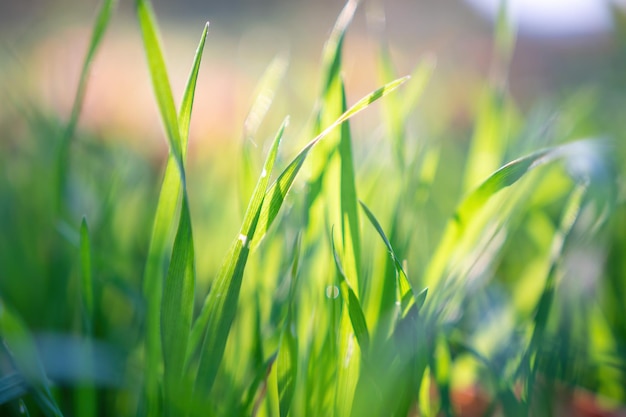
top-left (1, 0), bottom-right (625, 416)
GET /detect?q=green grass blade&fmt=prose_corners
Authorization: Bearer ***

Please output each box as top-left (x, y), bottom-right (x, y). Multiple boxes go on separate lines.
top-left (331, 231), bottom-right (370, 354)
top-left (138, 16), bottom-right (208, 416)
top-left (250, 76), bottom-right (409, 250)
top-left (136, 0), bottom-right (185, 181)
top-left (336, 80), bottom-right (362, 297)
top-left (320, 0), bottom-right (359, 94)
top-left (359, 201), bottom-right (417, 319)
top-left (77, 218), bottom-right (96, 417)
top-left (161, 198), bottom-right (196, 414)
top-left (79, 217), bottom-right (94, 334)
top-left (54, 0), bottom-right (117, 212)
top-left (179, 22), bottom-right (209, 159)
top-left (190, 118), bottom-right (288, 398)
top-left (0, 301), bottom-right (64, 417)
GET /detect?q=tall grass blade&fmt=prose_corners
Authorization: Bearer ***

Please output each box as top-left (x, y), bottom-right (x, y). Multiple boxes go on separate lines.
top-left (76, 217), bottom-right (96, 417)
top-left (190, 118), bottom-right (288, 398)
top-left (0, 301), bottom-right (64, 417)
top-left (250, 76), bottom-right (409, 250)
top-left (161, 198), bottom-right (195, 414)
top-left (79, 217), bottom-right (94, 334)
top-left (137, 12), bottom-right (208, 416)
top-left (331, 231), bottom-right (370, 354)
top-left (55, 0), bottom-right (118, 212)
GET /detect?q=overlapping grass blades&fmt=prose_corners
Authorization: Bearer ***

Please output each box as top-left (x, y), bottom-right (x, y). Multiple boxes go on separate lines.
top-left (136, 0), bottom-right (208, 414)
top-left (424, 140), bottom-right (605, 291)
top-left (190, 118), bottom-right (288, 400)
top-left (248, 76), bottom-right (409, 251)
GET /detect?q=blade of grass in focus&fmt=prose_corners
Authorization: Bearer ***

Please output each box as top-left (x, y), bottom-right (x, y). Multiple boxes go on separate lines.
top-left (54, 0), bottom-right (118, 213)
top-left (136, 2), bottom-right (208, 413)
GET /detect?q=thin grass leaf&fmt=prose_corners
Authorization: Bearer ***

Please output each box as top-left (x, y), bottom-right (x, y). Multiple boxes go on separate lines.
top-left (54, 0), bottom-right (117, 212)
top-left (79, 217), bottom-right (94, 334)
top-left (76, 217), bottom-right (96, 417)
top-left (179, 22), bottom-right (209, 159)
top-left (0, 301), bottom-right (64, 417)
top-left (161, 198), bottom-right (195, 414)
top-left (190, 118), bottom-right (288, 398)
top-left (359, 201), bottom-right (417, 319)
top-left (136, 0), bottom-right (185, 181)
top-left (250, 76), bottom-right (409, 250)
top-left (331, 231), bottom-right (370, 354)
top-left (336, 80), bottom-right (362, 297)
top-left (320, 0), bottom-right (359, 94)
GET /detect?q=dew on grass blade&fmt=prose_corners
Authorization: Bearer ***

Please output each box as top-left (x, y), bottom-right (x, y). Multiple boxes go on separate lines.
top-left (326, 285), bottom-right (340, 299)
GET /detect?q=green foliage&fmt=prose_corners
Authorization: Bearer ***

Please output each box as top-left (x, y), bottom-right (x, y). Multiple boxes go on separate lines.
top-left (1, 0), bottom-right (625, 416)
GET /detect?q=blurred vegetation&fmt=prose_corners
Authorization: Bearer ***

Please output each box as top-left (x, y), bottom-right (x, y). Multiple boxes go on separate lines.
top-left (1, 0), bottom-right (626, 416)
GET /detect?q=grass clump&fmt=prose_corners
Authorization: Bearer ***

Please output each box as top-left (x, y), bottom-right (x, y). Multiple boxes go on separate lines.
top-left (1, 0), bottom-right (625, 416)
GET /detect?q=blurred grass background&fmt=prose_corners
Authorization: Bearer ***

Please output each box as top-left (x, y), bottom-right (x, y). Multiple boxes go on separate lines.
top-left (1, 0), bottom-right (626, 416)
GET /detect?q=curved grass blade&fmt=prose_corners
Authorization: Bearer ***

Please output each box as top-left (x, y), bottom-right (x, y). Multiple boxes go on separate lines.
top-left (55, 0), bottom-right (118, 212)
top-left (423, 139), bottom-right (599, 289)
top-left (0, 301), bottom-right (64, 417)
top-left (190, 118), bottom-right (288, 398)
top-left (249, 76), bottom-right (410, 250)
